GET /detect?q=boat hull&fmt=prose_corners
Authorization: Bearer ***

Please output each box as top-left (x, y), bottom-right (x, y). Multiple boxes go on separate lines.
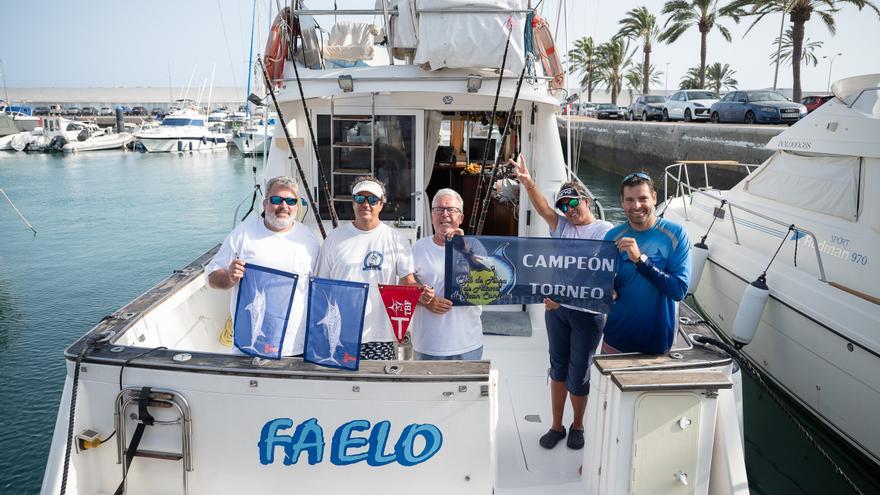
top-left (136, 136), bottom-right (228, 153)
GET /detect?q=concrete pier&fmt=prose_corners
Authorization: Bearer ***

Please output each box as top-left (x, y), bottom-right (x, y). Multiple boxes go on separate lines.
top-left (559, 117), bottom-right (784, 188)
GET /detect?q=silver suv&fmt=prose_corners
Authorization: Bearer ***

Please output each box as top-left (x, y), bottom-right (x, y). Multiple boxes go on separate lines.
top-left (626, 95), bottom-right (667, 121)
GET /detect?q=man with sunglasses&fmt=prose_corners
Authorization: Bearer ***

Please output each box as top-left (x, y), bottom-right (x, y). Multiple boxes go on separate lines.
top-left (603, 172), bottom-right (690, 355)
top-left (207, 176), bottom-right (321, 356)
top-left (316, 177), bottom-right (419, 361)
top-left (411, 188), bottom-right (483, 360)
top-left (514, 158), bottom-right (613, 450)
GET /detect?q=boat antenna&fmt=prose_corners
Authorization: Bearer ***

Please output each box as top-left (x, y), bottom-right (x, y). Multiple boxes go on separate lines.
top-left (257, 57), bottom-right (328, 239)
top-left (468, 24), bottom-right (514, 234)
top-left (0, 186), bottom-right (36, 235)
top-left (476, 62), bottom-right (528, 235)
top-left (285, 12), bottom-right (339, 228)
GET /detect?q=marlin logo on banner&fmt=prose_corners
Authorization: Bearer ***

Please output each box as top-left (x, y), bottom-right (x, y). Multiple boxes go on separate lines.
top-left (445, 236), bottom-right (618, 313)
top-left (377, 284), bottom-right (422, 343)
top-left (233, 263), bottom-right (299, 360)
top-left (304, 278), bottom-right (369, 370)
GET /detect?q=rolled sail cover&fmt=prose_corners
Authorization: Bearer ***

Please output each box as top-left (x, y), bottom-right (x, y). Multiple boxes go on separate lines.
top-left (413, 0), bottom-right (527, 74)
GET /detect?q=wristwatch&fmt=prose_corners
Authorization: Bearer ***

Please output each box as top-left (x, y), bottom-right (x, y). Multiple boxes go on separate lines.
top-left (636, 254), bottom-right (648, 266)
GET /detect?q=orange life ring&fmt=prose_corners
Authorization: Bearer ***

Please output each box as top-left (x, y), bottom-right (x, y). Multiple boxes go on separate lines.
top-left (531, 14), bottom-right (565, 91)
top-left (264, 7), bottom-right (291, 86)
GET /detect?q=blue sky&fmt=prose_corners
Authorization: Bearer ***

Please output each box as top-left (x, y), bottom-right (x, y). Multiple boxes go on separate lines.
top-left (2, 0), bottom-right (879, 92)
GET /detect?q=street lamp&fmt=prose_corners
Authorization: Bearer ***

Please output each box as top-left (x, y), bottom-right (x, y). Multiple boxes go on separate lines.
top-left (823, 53), bottom-right (842, 92)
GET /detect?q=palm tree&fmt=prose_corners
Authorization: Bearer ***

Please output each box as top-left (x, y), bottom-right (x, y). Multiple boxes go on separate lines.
top-left (726, 0), bottom-right (880, 101)
top-left (625, 63), bottom-right (664, 102)
top-left (659, 0), bottom-right (742, 88)
top-left (769, 27), bottom-right (823, 67)
top-left (595, 39), bottom-right (633, 104)
top-left (616, 6), bottom-right (661, 94)
top-left (679, 66), bottom-right (703, 89)
top-left (705, 62), bottom-right (738, 94)
top-left (568, 37), bottom-right (599, 101)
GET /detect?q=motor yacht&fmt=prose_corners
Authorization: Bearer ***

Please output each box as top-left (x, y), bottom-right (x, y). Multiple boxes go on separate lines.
top-left (661, 73), bottom-right (880, 467)
top-left (232, 114), bottom-right (275, 155)
top-left (40, 2), bottom-right (749, 493)
top-left (134, 108), bottom-right (228, 153)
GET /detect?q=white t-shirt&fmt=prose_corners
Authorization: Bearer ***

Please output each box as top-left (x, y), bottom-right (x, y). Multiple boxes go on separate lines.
top-left (316, 222), bottom-right (414, 343)
top-left (551, 216), bottom-right (615, 312)
top-left (207, 215), bottom-right (320, 356)
top-left (411, 237), bottom-right (483, 356)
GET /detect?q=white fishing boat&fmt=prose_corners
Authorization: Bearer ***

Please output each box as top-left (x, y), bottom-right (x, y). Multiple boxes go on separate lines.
top-left (232, 114), bottom-right (275, 155)
top-left (133, 108), bottom-right (228, 153)
top-left (20, 117), bottom-right (104, 153)
top-left (41, 2), bottom-right (749, 493)
top-left (62, 131), bottom-right (135, 153)
top-left (661, 73), bottom-right (880, 467)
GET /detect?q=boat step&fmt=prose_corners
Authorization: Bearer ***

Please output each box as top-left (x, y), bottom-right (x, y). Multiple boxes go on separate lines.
top-left (124, 449), bottom-right (184, 462)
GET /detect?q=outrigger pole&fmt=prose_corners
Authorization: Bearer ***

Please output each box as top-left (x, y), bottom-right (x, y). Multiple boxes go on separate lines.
top-left (1, 186), bottom-right (36, 235)
top-left (284, 11), bottom-right (339, 228)
top-left (475, 62), bottom-right (527, 236)
top-left (257, 58), bottom-right (328, 239)
top-left (467, 28), bottom-right (513, 235)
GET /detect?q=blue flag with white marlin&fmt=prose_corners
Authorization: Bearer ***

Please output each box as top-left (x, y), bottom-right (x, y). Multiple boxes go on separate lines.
top-left (445, 235), bottom-right (618, 313)
top-left (233, 263), bottom-right (299, 360)
top-left (304, 277), bottom-right (369, 370)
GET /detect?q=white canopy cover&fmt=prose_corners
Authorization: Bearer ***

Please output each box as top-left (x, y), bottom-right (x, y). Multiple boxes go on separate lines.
top-left (745, 151), bottom-right (861, 221)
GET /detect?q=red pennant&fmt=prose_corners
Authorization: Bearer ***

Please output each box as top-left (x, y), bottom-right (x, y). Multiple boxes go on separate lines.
top-left (378, 284), bottom-right (423, 343)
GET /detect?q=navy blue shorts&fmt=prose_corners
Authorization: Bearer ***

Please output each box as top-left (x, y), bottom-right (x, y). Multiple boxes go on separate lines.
top-left (546, 307), bottom-right (605, 396)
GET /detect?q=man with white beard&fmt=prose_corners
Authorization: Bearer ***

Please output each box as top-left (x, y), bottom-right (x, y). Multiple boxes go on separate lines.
top-left (207, 176), bottom-right (320, 357)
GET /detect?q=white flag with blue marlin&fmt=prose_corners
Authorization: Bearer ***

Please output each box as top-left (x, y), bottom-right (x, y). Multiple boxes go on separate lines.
top-left (233, 263), bottom-right (299, 359)
top-left (304, 277), bottom-right (369, 370)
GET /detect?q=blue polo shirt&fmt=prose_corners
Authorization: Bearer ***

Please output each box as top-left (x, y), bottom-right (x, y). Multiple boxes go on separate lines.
top-left (603, 218), bottom-right (691, 354)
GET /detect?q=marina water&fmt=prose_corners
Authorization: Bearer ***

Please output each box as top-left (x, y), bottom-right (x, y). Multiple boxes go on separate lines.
top-left (0, 151), bottom-right (877, 493)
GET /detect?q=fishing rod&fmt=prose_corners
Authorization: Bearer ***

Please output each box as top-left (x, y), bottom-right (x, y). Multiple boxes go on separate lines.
top-left (257, 57), bottom-right (328, 240)
top-left (285, 9), bottom-right (339, 228)
top-left (467, 27), bottom-right (513, 235)
top-left (475, 62), bottom-right (528, 236)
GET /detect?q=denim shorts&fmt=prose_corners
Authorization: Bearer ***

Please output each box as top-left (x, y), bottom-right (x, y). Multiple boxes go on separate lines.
top-left (546, 307), bottom-right (605, 396)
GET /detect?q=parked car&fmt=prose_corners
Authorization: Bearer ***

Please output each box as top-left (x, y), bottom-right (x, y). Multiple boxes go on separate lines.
top-left (100, 107), bottom-right (114, 116)
top-left (709, 90), bottom-right (807, 125)
top-left (49, 104), bottom-right (64, 115)
top-left (801, 94), bottom-right (834, 113)
top-left (578, 102), bottom-right (597, 117)
top-left (595, 103), bottom-right (621, 120)
top-left (116, 105), bottom-right (132, 115)
top-left (66, 107), bottom-right (81, 116)
top-left (80, 106), bottom-right (98, 116)
top-left (130, 106), bottom-right (148, 116)
top-left (627, 95), bottom-right (666, 121)
top-left (663, 90), bottom-right (718, 122)
top-left (34, 106), bottom-right (51, 116)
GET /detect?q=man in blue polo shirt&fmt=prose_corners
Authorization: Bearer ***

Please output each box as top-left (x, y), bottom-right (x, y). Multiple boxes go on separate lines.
top-left (603, 172), bottom-right (690, 354)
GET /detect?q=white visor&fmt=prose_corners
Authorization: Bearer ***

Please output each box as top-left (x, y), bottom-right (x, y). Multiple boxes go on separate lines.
top-left (351, 180), bottom-right (384, 199)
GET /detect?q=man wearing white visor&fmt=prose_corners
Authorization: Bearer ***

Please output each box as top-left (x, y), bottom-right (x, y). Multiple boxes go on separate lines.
top-left (316, 176), bottom-right (421, 360)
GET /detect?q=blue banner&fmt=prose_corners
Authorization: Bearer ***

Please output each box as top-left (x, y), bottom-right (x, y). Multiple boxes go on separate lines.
top-left (304, 277), bottom-right (369, 370)
top-left (444, 236), bottom-right (617, 313)
top-left (233, 263), bottom-right (299, 360)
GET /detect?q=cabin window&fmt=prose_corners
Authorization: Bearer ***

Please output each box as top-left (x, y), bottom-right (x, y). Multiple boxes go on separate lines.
top-left (317, 115), bottom-right (416, 222)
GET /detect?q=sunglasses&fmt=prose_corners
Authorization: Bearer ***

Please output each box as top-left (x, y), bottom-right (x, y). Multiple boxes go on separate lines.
top-left (556, 198), bottom-right (580, 213)
top-left (268, 195), bottom-right (300, 206)
top-left (622, 172), bottom-right (651, 184)
top-left (353, 194), bottom-right (381, 206)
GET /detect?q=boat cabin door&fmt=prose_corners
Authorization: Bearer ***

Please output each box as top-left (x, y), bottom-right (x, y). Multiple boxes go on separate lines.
top-left (317, 104), bottom-right (424, 240)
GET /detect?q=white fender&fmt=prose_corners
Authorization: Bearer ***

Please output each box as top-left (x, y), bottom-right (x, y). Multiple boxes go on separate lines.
top-left (731, 274), bottom-right (770, 347)
top-left (688, 240), bottom-right (709, 295)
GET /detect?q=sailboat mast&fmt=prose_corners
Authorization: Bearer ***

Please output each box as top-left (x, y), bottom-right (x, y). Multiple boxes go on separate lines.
top-left (244, 0), bottom-right (258, 120)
